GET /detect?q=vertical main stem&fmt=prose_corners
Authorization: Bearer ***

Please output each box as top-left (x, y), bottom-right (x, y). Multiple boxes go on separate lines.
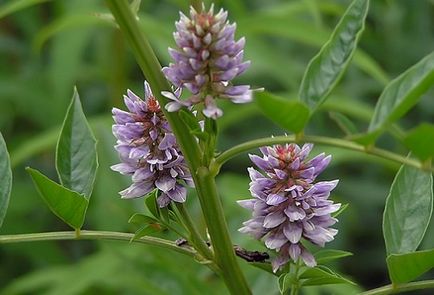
top-left (105, 1), bottom-right (251, 294)
top-left (290, 260), bottom-right (301, 295)
top-left (196, 167), bottom-right (251, 294)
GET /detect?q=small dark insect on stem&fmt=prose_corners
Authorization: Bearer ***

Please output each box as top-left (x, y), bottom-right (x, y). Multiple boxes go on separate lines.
top-left (175, 238), bottom-right (269, 262)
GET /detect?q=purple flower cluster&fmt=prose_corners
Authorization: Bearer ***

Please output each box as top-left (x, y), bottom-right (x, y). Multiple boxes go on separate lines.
top-left (238, 143), bottom-right (340, 272)
top-left (111, 81), bottom-right (193, 207)
top-left (162, 4), bottom-right (252, 119)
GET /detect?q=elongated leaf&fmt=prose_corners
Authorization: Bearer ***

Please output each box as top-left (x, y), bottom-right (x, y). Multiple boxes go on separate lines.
top-left (128, 213), bottom-right (159, 226)
top-left (329, 112), bottom-right (358, 135)
top-left (144, 189), bottom-right (160, 218)
top-left (250, 262), bottom-right (275, 276)
top-left (387, 249), bottom-right (434, 284)
top-left (0, 133), bottom-right (12, 229)
top-left (332, 203), bottom-right (349, 218)
top-left (56, 88), bottom-right (98, 198)
top-left (300, 266), bottom-right (355, 286)
top-left (33, 14), bottom-right (106, 53)
top-left (383, 164), bottom-right (433, 254)
top-left (131, 225), bottom-right (160, 242)
top-left (404, 123), bottom-right (434, 161)
top-left (27, 167), bottom-right (88, 229)
top-left (255, 91), bottom-right (310, 133)
top-left (278, 273), bottom-right (296, 294)
top-left (0, 0), bottom-right (51, 20)
top-left (299, 0), bottom-right (369, 110)
top-left (368, 51), bottom-right (434, 143)
top-left (314, 249), bottom-right (353, 264)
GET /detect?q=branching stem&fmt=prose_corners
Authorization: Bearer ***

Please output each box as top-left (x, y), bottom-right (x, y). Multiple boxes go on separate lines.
top-left (214, 135), bottom-right (429, 172)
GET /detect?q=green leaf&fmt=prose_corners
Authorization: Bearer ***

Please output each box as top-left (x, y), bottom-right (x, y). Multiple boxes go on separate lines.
top-left (179, 109), bottom-right (201, 132)
top-left (128, 213), bottom-right (162, 242)
top-left (144, 189), bottom-right (160, 218)
top-left (0, 133), bottom-right (12, 229)
top-left (368, 51), bottom-right (434, 143)
top-left (404, 123), bottom-right (434, 161)
top-left (314, 249), bottom-right (353, 264)
top-left (332, 203), bottom-right (349, 218)
top-left (159, 206), bottom-right (170, 224)
top-left (249, 262), bottom-right (275, 276)
top-left (56, 88), bottom-right (98, 198)
top-left (329, 112), bottom-right (358, 135)
top-left (278, 273), bottom-right (296, 295)
top-left (33, 14), bottom-right (106, 53)
top-left (387, 249), bottom-right (434, 284)
top-left (299, 0), bottom-right (369, 110)
top-left (190, 130), bottom-right (209, 141)
top-left (383, 163), bottom-right (433, 255)
top-left (0, 0), bottom-right (51, 20)
top-left (128, 213), bottom-right (159, 226)
top-left (131, 225), bottom-right (160, 242)
top-left (26, 167), bottom-right (88, 229)
top-left (130, 0), bottom-right (141, 14)
top-left (300, 266), bottom-right (356, 286)
top-left (255, 91), bottom-right (310, 133)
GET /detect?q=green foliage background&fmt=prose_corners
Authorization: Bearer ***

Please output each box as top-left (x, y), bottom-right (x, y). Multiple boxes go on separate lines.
top-left (1, 0), bottom-right (434, 294)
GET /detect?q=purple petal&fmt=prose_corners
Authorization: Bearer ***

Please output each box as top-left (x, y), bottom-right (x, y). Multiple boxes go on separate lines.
top-left (119, 181), bottom-right (154, 199)
top-left (272, 255), bottom-right (289, 273)
top-left (112, 108), bottom-right (134, 124)
top-left (237, 199), bottom-right (256, 210)
top-left (283, 222), bottom-right (303, 243)
top-left (159, 133), bottom-right (176, 150)
top-left (111, 163), bottom-right (136, 175)
top-left (284, 205), bottom-right (306, 221)
top-left (289, 243), bottom-right (302, 261)
top-left (155, 175), bottom-right (176, 192)
top-left (129, 145), bottom-right (150, 159)
top-left (157, 193), bottom-right (172, 208)
top-left (266, 194), bottom-right (286, 206)
top-left (166, 185), bottom-right (187, 203)
top-left (263, 211), bottom-right (286, 228)
top-left (265, 233), bottom-right (287, 250)
top-left (301, 249), bottom-right (316, 267)
top-left (202, 103), bottom-right (223, 119)
top-left (132, 167), bottom-right (153, 182)
top-left (249, 154), bottom-right (270, 171)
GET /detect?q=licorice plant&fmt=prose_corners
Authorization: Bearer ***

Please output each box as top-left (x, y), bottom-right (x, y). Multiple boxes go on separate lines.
top-left (2, 1), bottom-right (434, 295)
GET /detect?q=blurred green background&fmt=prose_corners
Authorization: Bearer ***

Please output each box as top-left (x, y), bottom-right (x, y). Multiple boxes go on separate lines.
top-left (1, 0), bottom-right (434, 294)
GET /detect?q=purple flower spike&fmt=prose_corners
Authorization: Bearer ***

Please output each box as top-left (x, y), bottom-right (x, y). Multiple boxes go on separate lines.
top-left (162, 4), bottom-right (252, 119)
top-left (239, 143), bottom-right (340, 272)
top-left (111, 81), bottom-right (193, 207)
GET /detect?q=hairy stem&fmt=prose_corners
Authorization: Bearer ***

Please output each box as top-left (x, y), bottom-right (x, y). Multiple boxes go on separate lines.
top-left (360, 280), bottom-right (434, 295)
top-left (0, 230), bottom-right (195, 256)
top-left (213, 135), bottom-right (429, 173)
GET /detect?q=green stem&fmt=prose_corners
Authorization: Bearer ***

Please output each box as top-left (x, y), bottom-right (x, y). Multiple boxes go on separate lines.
top-left (290, 260), bottom-right (301, 295)
top-left (0, 230), bottom-right (195, 257)
top-left (105, 2), bottom-right (250, 293)
top-left (213, 135), bottom-right (430, 173)
top-left (175, 203), bottom-right (214, 261)
top-left (196, 167), bottom-right (251, 295)
top-left (360, 280), bottom-right (434, 295)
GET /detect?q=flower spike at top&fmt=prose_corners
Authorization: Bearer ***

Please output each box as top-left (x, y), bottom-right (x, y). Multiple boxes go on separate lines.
top-left (162, 4), bottom-right (252, 119)
top-left (111, 81), bottom-right (193, 208)
top-left (238, 143), bottom-right (341, 272)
